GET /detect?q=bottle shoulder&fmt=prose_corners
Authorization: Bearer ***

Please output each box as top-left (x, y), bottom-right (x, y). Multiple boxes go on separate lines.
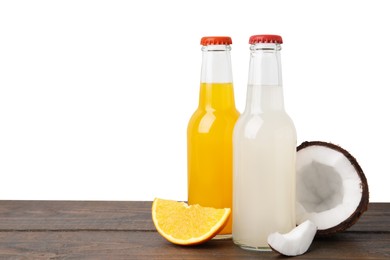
top-left (236, 110), bottom-right (294, 123)
top-left (188, 108), bottom-right (239, 134)
top-left (234, 111), bottom-right (296, 139)
top-left (189, 108), bottom-right (239, 121)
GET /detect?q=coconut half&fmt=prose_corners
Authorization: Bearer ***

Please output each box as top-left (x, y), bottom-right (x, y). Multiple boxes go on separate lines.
top-left (296, 141), bottom-right (369, 235)
top-left (268, 220), bottom-right (317, 256)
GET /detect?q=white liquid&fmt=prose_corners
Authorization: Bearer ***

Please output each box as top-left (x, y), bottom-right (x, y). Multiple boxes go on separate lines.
top-left (233, 85), bottom-right (296, 250)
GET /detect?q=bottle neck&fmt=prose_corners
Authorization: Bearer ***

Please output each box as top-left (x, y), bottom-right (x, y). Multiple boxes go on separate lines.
top-left (199, 45), bottom-right (235, 110)
top-left (245, 43), bottom-right (285, 113)
top-left (201, 44), bottom-right (233, 83)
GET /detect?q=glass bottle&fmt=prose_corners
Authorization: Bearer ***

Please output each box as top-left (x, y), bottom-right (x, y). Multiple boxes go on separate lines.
top-left (233, 35), bottom-right (296, 250)
top-left (187, 36), bottom-right (239, 237)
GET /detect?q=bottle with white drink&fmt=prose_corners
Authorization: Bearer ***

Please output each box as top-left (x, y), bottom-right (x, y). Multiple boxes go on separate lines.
top-left (233, 34), bottom-right (296, 251)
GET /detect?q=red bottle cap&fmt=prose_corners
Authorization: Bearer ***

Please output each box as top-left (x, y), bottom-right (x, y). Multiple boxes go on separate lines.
top-left (201, 36), bottom-right (232, 46)
top-left (249, 35), bottom-right (283, 44)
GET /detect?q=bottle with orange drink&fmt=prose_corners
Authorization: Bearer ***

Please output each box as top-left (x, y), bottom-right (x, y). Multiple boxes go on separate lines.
top-left (187, 36), bottom-right (239, 238)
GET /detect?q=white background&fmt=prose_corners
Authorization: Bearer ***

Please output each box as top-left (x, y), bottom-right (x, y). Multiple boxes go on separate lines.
top-left (0, 0), bottom-right (389, 202)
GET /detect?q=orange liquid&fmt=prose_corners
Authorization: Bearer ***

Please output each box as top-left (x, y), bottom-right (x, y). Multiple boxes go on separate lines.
top-left (187, 83), bottom-right (239, 234)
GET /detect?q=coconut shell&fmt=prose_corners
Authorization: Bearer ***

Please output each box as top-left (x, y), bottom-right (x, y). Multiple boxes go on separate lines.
top-left (297, 141), bottom-right (369, 236)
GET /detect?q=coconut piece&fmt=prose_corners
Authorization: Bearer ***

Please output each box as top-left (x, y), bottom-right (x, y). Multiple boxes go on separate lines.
top-left (268, 220), bottom-right (317, 256)
top-left (296, 141), bottom-right (369, 235)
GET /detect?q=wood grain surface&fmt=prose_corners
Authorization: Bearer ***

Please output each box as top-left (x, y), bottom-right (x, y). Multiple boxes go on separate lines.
top-left (0, 201), bottom-right (388, 259)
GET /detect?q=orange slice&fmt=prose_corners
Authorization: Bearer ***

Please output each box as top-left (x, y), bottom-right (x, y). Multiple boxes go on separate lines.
top-left (152, 198), bottom-right (231, 245)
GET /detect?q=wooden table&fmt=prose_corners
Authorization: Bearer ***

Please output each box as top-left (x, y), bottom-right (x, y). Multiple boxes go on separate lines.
top-left (0, 201), bottom-right (389, 259)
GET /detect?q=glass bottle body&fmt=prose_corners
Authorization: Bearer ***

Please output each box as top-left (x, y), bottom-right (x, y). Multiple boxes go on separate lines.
top-left (233, 40), bottom-right (296, 250)
top-left (188, 42), bottom-right (239, 236)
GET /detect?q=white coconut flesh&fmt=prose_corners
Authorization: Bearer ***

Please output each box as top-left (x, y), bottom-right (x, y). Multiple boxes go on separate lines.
top-left (296, 143), bottom-right (365, 232)
top-left (267, 220), bottom-right (317, 256)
